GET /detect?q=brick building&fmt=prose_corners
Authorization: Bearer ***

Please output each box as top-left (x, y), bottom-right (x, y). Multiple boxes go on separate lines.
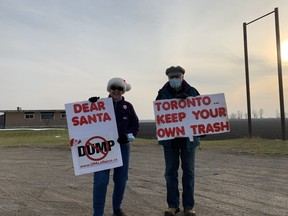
top-left (0, 109), bottom-right (67, 129)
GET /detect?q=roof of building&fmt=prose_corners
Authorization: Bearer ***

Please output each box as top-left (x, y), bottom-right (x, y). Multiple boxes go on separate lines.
top-left (0, 109), bottom-right (65, 113)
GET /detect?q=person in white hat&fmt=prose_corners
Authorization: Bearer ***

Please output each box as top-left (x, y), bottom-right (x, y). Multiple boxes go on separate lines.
top-left (89, 77), bottom-right (139, 216)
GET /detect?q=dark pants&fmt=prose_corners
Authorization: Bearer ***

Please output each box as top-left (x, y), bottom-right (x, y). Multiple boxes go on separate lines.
top-left (163, 142), bottom-right (196, 209)
top-left (93, 143), bottom-right (130, 216)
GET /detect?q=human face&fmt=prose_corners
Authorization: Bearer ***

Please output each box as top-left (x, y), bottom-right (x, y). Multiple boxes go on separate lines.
top-left (168, 73), bottom-right (184, 89)
top-left (110, 86), bottom-right (124, 101)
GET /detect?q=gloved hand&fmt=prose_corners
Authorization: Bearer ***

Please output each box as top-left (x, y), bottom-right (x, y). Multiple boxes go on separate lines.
top-left (89, 96), bottom-right (100, 103)
top-left (127, 133), bottom-right (135, 142)
top-left (175, 93), bottom-right (189, 99)
top-left (117, 133), bottom-right (128, 144)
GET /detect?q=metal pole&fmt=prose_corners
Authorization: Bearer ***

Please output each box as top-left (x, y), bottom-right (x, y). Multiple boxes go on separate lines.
top-left (243, 23), bottom-right (252, 137)
top-left (274, 8), bottom-right (286, 140)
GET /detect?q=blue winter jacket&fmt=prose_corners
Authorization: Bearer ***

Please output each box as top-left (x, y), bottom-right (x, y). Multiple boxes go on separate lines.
top-left (156, 80), bottom-right (200, 150)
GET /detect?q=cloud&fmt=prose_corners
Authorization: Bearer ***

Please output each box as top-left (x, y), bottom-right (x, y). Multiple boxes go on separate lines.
top-left (0, 0), bottom-right (288, 119)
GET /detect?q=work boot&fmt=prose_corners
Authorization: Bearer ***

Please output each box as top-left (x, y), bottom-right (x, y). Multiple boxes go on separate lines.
top-left (184, 208), bottom-right (196, 216)
top-left (164, 207), bottom-right (180, 216)
top-left (113, 209), bottom-right (127, 216)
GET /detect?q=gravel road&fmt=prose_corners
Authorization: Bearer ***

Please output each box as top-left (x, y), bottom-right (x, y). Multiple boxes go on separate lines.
top-left (0, 143), bottom-right (287, 216)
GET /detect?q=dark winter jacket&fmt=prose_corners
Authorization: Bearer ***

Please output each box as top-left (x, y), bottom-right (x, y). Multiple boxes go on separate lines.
top-left (156, 80), bottom-right (200, 150)
top-left (112, 97), bottom-right (139, 138)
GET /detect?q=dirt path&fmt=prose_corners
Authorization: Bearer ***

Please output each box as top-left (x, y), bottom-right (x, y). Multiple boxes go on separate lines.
top-left (0, 144), bottom-right (287, 216)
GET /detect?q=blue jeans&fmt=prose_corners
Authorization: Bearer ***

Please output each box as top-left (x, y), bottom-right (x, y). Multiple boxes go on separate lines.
top-left (93, 143), bottom-right (130, 216)
top-left (163, 141), bottom-right (196, 209)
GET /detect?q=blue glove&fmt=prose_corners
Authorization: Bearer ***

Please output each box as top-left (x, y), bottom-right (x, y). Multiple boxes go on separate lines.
top-left (127, 133), bottom-right (135, 142)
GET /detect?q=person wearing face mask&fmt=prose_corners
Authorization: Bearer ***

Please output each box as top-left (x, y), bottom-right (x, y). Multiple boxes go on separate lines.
top-left (156, 66), bottom-right (200, 216)
top-left (89, 77), bottom-right (139, 216)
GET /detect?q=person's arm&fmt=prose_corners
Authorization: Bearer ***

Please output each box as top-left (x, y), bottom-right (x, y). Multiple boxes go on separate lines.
top-left (128, 105), bottom-right (139, 137)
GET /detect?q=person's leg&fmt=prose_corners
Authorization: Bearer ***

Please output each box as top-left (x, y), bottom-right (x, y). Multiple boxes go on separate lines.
top-left (180, 145), bottom-right (196, 209)
top-left (93, 169), bottom-right (110, 216)
top-left (163, 143), bottom-right (180, 209)
top-left (112, 143), bottom-right (130, 211)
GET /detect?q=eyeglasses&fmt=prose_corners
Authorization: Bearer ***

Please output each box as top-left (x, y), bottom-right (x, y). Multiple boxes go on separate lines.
top-left (169, 75), bottom-right (181, 79)
top-left (111, 86), bottom-right (124, 91)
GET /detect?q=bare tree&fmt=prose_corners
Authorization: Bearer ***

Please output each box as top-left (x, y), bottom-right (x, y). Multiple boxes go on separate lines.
top-left (237, 110), bottom-right (243, 119)
top-left (259, 108), bottom-right (264, 118)
top-left (230, 112), bottom-right (237, 119)
top-left (252, 109), bottom-right (258, 119)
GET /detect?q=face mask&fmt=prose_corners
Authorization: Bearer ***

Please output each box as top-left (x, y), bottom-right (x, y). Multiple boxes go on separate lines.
top-left (169, 78), bottom-right (182, 89)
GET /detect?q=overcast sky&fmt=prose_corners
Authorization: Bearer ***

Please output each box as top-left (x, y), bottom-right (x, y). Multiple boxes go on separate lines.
top-left (1, 0), bottom-right (288, 119)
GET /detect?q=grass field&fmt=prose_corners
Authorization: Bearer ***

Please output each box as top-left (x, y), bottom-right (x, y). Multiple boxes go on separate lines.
top-left (0, 129), bottom-right (69, 148)
top-left (0, 129), bottom-right (288, 156)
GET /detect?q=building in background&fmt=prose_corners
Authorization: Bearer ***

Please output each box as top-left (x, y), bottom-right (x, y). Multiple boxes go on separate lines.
top-left (0, 110), bottom-right (67, 129)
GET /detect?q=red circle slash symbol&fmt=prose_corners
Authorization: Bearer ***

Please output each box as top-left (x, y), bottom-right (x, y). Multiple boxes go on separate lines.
top-left (84, 136), bottom-right (110, 161)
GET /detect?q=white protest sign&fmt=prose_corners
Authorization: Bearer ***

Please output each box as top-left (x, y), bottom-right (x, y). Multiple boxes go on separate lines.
top-left (153, 93), bottom-right (230, 141)
top-left (65, 98), bottom-right (122, 176)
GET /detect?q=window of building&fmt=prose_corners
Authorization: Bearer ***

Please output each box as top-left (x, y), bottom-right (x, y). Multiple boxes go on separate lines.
top-left (41, 112), bottom-right (55, 121)
top-left (24, 112), bottom-right (34, 119)
top-left (60, 112), bottom-right (66, 119)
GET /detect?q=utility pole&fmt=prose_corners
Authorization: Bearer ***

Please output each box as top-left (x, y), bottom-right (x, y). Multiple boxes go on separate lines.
top-left (243, 7), bottom-right (286, 140)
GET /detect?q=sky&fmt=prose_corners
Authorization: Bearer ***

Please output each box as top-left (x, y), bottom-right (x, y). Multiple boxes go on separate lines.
top-left (1, 0), bottom-right (288, 120)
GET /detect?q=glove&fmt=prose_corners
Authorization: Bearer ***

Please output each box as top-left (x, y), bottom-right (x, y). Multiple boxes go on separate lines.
top-left (89, 96), bottom-right (100, 103)
top-left (175, 93), bottom-right (189, 99)
top-left (117, 133), bottom-right (128, 144)
top-left (127, 133), bottom-right (135, 142)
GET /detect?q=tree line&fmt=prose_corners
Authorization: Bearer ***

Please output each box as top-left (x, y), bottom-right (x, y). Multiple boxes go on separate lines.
top-left (229, 109), bottom-right (288, 119)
